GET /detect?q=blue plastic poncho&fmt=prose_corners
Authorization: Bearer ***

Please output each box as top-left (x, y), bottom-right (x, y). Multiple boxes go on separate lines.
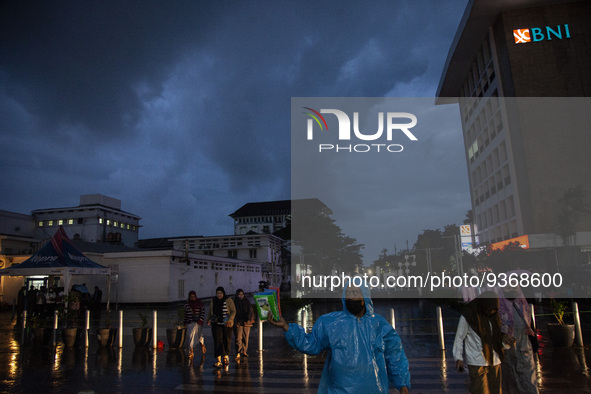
top-left (285, 285), bottom-right (411, 393)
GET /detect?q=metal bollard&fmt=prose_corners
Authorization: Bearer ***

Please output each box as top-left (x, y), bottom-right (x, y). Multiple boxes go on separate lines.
top-left (303, 308), bottom-right (307, 331)
top-left (53, 310), bottom-right (59, 348)
top-left (119, 310), bottom-right (123, 348)
top-left (436, 306), bottom-right (445, 350)
top-left (258, 318), bottom-right (263, 352)
top-left (85, 310), bottom-right (90, 347)
top-left (572, 301), bottom-right (584, 347)
top-left (530, 303), bottom-right (536, 329)
top-left (21, 310), bottom-right (27, 344)
top-left (390, 308), bottom-right (396, 329)
top-left (153, 310), bottom-right (158, 349)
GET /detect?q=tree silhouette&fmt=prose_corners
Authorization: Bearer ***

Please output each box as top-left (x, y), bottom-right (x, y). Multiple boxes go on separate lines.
top-left (292, 205), bottom-right (364, 276)
top-left (556, 185), bottom-right (590, 245)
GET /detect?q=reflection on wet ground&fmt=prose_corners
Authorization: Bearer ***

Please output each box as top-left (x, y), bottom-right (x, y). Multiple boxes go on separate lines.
top-left (1, 299), bottom-right (591, 393)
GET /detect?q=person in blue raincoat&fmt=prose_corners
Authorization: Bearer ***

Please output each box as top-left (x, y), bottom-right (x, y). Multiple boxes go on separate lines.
top-left (267, 283), bottom-right (411, 393)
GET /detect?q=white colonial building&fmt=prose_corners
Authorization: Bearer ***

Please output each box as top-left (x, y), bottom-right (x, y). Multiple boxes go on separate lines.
top-left (229, 200), bottom-right (291, 235)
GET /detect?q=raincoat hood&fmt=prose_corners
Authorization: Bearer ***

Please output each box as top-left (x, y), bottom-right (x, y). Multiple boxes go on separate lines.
top-left (341, 282), bottom-right (374, 318)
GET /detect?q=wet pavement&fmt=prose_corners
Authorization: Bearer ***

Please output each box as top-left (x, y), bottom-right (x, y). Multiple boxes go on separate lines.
top-left (1, 299), bottom-right (591, 393)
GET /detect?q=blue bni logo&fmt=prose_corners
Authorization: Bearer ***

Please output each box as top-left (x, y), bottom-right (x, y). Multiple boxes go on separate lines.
top-left (513, 24), bottom-right (571, 44)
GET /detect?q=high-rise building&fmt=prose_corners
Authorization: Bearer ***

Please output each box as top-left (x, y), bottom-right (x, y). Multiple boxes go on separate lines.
top-left (437, 0), bottom-right (591, 249)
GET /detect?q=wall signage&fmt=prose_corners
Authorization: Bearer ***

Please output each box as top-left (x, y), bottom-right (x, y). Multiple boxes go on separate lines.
top-left (513, 24), bottom-right (571, 44)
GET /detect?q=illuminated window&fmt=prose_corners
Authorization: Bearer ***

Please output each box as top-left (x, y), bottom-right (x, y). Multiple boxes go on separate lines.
top-left (48, 220), bottom-right (54, 226)
top-left (106, 220), bottom-right (111, 226)
top-left (38, 221), bottom-right (44, 227)
top-left (120, 223), bottom-right (124, 228)
top-left (58, 220), bottom-right (63, 225)
top-left (99, 218), bottom-right (103, 224)
top-left (113, 221), bottom-right (118, 227)
top-left (68, 219), bottom-right (74, 225)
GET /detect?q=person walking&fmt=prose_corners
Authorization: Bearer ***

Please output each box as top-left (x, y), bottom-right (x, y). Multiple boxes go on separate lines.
top-left (183, 290), bottom-right (206, 360)
top-left (233, 289), bottom-right (255, 362)
top-left (453, 291), bottom-right (509, 394)
top-left (26, 285), bottom-right (37, 315)
top-left (17, 286), bottom-right (26, 318)
top-left (268, 283), bottom-right (411, 394)
top-left (499, 285), bottom-right (539, 393)
top-left (35, 286), bottom-right (46, 317)
top-left (45, 286), bottom-right (57, 317)
top-left (92, 286), bottom-right (103, 312)
top-left (207, 286), bottom-right (235, 368)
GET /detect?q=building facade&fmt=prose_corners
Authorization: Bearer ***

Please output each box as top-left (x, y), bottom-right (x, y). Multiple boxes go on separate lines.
top-left (169, 234), bottom-right (284, 288)
top-left (437, 0), bottom-right (591, 246)
top-left (32, 194), bottom-right (141, 247)
top-left (0, 210), bottom-right (37, 257)
top-left (86, 249), bottom-right (264, 304)
top-left (229, 200), bottom-right (292, 235)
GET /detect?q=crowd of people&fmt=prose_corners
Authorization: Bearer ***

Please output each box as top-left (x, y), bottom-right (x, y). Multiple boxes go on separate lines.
top-left (17, 279), bottom-right (538, 392)
top-left (453, 287), bottom-right (539, 394)
top-left (183, 286), bottom-right (255, 367)
top-left (16, 283), bottom-right (103, 320)
top-left (184, 282), bottom-right (539, 393)
top-left (13, 277), bottom-right (544, 393)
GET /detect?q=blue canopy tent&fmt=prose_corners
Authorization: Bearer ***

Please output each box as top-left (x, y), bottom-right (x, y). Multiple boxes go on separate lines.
top-left (0, 226), bottom-right (111, 310)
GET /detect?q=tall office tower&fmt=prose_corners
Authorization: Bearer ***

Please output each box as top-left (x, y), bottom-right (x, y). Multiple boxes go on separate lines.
top-left (437, 0), bottom-right (591, 253)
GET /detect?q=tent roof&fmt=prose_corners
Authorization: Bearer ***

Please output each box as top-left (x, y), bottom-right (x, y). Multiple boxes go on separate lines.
top-left (0, 226), bottom-right (110, 276)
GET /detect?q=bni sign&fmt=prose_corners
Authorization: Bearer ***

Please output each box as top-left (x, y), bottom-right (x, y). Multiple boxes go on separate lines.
top-left (460, 225), bottom-right (472, 236)
top-left (514, 24), bottom-right (571, 44)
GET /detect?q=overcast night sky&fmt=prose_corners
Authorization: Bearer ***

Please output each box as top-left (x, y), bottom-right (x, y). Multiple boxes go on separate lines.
top-left (1, 0), bottom-right (470, 264)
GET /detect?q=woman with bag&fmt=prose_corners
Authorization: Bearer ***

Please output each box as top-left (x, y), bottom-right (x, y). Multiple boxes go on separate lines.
top-left (233, 289), bottom-right (255, 362)
top-left (207, 286), bottom-right (235, 368)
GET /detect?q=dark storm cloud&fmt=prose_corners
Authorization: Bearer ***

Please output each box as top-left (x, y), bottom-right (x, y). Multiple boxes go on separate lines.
top-left (1, 1), bottom-right (208, 138)
top-left (1, 0), bottom-right (469, 244)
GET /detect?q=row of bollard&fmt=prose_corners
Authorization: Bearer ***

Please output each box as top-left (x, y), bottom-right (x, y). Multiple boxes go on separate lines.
top-left (19, 301), bottom-right (586, 351)
top-left (253, 301), bottom-right (585, 353)
top-left (20, 309), bottom-right (156, 349)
